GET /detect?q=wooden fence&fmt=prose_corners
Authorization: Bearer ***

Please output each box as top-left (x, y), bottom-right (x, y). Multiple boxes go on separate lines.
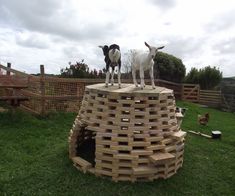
top-left (1, 63), bottom-right (235, 114)
top-left (0, 64), bottom-right (184, 114)
top-left (182, 84), bottom-right (200, 103)
top-left (199, 90), bottom-right (222, 108)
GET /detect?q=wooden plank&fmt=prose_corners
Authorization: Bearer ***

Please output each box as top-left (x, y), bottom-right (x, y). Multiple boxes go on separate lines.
top-left (200, 96), bottom-right (221, 100)
top-left (0, 63), bottom-right (30, 77)
top-left (149, 153), bottom-right (175, 164)
top-left (72, 156), bottom-right (92, 169)
top-left (188, 130), bottom-right (212, 138)
top-left (171, 131), bottom-right (187, 140)
top-left (199, 95), bottom-right (221, 99)
top-left (200, 92), bottom-right (221, 97)
top-left (200, 95), bottom-right (221, 99)
top-left (200, 90), bottom-right (221, 93)
top-left (0, 84), bottom-right (28, 88)
top-left (114, 154), bottom-right (138, 160)
top-left (133, 166), bottom-right (157, 175)
top-left (147, 144), bottom-right (165, 151)
top-left (0, 96), bottom-right (28, 100)
top-left (131, 150), bottom-right (153, 156)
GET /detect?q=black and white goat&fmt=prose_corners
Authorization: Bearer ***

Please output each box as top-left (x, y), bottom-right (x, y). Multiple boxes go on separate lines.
top-left (132, 42), bottom-right (164, 89)
top-left (98, 44), bottom-right (121, 88)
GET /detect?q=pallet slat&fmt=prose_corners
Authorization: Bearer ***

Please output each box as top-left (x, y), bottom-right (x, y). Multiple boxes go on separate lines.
top-left (149, 153), bottom-right (175, 164)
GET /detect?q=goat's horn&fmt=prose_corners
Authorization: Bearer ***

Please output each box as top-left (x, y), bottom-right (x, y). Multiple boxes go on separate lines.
top-left (158, 46), bottom-right (165, 49)
top-left (144, 42), bottom-right (150, 48)
top-left (98, 45), bottom-right (104, 49)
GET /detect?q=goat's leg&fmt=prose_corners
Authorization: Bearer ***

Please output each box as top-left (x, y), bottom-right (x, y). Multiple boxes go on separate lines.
top-left (118, 65), bottom-right (121, 89)
top-left (111, 67), bottom-right (115, 86)
top-left (140, 67), bottom-right (145, 90)
top-left (105, 67), bottom-right (110, 87)
top-left (150, 66), bottom-right (156, 89)
top-left (132, 67), bottom-right (138, 87)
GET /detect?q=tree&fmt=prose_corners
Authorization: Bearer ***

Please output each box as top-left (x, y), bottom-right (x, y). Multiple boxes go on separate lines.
top-left (60, 60), bottom-right (105, 78)
top-left (184, 68), bottom-right (199, 84)
top-left (184, 66), bottom-right (222, 89)
top-left (121, 50), bottom-right (133, 79)
top-left (154, 52), bottom-right (186, 83)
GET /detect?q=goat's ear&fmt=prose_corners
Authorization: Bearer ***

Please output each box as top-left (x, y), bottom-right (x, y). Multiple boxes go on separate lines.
top-left (157, 46), bottom-right (165, 50)
top-left (98, 45), bottom-right (104, 49)
top-left (144, 42), bottom-right (151, 49)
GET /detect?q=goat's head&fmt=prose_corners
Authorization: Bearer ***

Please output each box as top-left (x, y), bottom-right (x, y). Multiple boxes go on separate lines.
top-left (145, 42), bottom-right (164, 59)
top-left (98, 45), bottom-right (109, 56)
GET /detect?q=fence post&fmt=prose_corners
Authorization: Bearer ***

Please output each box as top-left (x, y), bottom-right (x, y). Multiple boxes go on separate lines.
top-left (197, 85), bottom-right (200, 103)
top-left (7, 62), bottom-right (11, 75)
top-left (181, 84), bottom-right (184, 100)
top-left (40, 65), bottom-right (45, 115)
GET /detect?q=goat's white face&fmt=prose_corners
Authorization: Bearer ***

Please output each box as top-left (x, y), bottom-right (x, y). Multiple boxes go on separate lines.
top-left (145, 42), bottom-right (164, 59)
top-left (149, 47), bottom-right (158, 59)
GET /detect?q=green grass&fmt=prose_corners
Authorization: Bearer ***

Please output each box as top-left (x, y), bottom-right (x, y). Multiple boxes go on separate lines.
top-left (0, 102), bottom-right (235, 196)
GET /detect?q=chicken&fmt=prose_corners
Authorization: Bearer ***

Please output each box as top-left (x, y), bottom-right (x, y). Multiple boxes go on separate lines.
top-left (198, 113), bottom-right (209, 125)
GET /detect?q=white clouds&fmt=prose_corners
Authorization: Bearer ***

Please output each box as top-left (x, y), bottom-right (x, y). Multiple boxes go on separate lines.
top-left (15, 31), bottom-right (50, 49)
top-left (150, 0), bottom-right (176, 10)
top-left (0, 0), bottom-right (235, 76)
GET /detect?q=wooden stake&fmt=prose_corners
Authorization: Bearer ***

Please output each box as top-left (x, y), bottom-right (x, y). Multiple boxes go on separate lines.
top-left (40, 65), bottom-right (45, 115)
top-left (7, 62), bottom-right (11, 76)
top-left (188, 130), bottom-right (211, 139)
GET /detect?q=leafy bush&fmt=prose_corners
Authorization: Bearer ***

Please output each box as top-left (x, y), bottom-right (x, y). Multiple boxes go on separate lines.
top-left (185, 66), bottom-right (222, 89)
top-left (154, 52), bottom-right (186, 83)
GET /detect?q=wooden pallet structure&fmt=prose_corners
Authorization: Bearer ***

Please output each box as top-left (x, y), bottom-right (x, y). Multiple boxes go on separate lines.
top-left (68, 83), bottom-right (186, 182)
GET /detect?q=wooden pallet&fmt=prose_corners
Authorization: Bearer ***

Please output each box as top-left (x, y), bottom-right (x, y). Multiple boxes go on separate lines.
top-left (69, 83), bottom-right (187, 182)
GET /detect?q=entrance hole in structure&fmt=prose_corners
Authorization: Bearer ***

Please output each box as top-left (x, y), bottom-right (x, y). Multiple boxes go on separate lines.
top-left (76, 127), bottom-right (96, 167)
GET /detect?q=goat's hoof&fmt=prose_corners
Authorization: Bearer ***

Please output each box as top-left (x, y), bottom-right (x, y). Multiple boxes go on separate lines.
top-left (141, 87), bottom-right (144, 90)
top-left (135, 84), bottom-right (138, 87)
top-left (152, 86), bottom-right (156, 89)
top-left (111, 83), bottom-right (114, 86)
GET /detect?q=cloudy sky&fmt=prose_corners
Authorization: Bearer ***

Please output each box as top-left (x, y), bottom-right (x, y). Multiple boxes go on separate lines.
top-left (0, 0), bottom-right (235, 77)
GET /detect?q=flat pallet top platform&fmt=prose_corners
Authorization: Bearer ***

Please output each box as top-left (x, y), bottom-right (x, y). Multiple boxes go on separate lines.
top-left (86, 83), bottom-right (173, 96)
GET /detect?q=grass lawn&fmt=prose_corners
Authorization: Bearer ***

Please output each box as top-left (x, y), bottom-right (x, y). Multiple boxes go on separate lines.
top-left (0, 101), bottom-right (235, 195)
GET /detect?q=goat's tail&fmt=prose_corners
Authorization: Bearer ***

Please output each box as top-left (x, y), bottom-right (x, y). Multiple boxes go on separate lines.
top-left (111, 48), bottom-right (116, 55)
top-left (109, 49), bottom-right (121, 62)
